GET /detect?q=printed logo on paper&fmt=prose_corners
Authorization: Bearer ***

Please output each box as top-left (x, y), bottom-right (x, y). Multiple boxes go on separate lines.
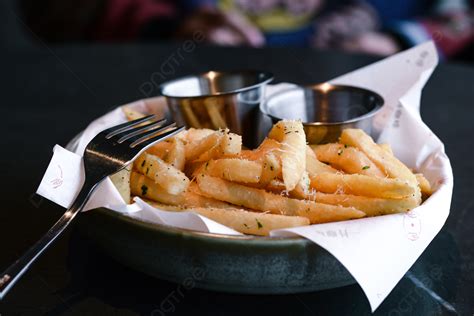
top-left (403, 212), bottom-right (421, 241)
top-left (50, 164), bottom-right (64, 189)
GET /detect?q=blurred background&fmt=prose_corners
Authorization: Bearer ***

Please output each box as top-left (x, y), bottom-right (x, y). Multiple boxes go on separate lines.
top-left (1, 0), bottom-right (473, 63)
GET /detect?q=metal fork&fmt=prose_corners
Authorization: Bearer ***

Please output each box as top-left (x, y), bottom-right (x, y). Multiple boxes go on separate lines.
top-left (0, 115), bottom-right (184, 299)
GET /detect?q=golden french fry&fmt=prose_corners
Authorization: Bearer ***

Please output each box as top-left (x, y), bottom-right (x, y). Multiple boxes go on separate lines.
top-left (220, 131), bottom-right (242, 154)
top-left (195, 130), bottom-right (242, 161)
top-left (164, 138), bottom-right (185, 170)
top-left (197, 174), bottom-right (365, 224)
top-left (185, 130), bottom-right (223, 161)
top-left (266, 175), bottom-right (313, 201)
top-left (416, 173), bottom-right (433, 198)
top-left (122, 107), bottom-right (146, 121)
top-left (257, 138), bottom-right (281, 154)
top-left (132, 171), bottom-right (182, 205)
top-left (266, 179), bottom-right (286, 194)
top-left (110, 166), bottom-right (131, 203)
top-left (131, 172), bottom-right (230, 208)
top-left (258, 152), bottom-right (281, 186)
top-left (290, 171), bottom-right (311, 199)
top-left (310, 172), bottom-right (415, 199)
top-left (236, 149), bottom-right (254, 160)
top-left (313, 143), bottom-right (385, 177)
top-left (188, 161), bottom-right (207, 179)
top-left (305, 192), bottom-right (418, 216)
top-left (306, 146), bottom-right (338, 176)
top-left (268, 120), bottom-right (306, 191)
top-left (178, 128), bottom-right (214, 143)
top-left (134, 153), bottom-right (189, 195)
top-left (142, 200), bottom-right (309, 236)
top-left (340, 129), bottom-right (421, 203)
top-left (145, 141), bottom-right (173, 159)
top-left (379, 143), bottom-right (393, 155)
top-left (203, 159), bottom-right (262, 183)
top-left (237, 138), bottom-right (281, 161)
top-left (191, 208), bottom-right (309, 236)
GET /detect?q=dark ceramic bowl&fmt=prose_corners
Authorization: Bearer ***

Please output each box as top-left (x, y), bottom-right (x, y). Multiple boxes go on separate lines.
top-left (78, 208), bottom-right (355, 294)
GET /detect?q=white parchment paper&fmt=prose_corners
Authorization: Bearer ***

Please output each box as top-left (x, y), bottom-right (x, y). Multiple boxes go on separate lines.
top-left (36, 42), bottom-right (452, 312)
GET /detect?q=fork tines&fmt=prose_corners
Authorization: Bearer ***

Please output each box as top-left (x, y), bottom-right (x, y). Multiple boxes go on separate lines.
top-left (104, 115), bottom-right (184, 149)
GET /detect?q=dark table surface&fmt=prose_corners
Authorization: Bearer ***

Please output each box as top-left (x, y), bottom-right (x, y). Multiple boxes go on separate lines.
top-left (0, 40), bottom-right (473, 316)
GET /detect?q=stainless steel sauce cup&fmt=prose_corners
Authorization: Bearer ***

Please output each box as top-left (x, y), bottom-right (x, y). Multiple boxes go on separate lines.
top-left (260, 83), bottom-right (384, 144)
top-left (160, 70), bottom-right (273, 148)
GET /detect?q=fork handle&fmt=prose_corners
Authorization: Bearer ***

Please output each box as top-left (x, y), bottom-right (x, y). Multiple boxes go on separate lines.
top-left (0, 181), bottom-right (97, 300)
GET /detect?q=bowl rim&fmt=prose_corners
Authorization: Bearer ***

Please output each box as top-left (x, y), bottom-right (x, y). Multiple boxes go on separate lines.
top-left (260, 84), bottom-right (384, 126)
top-left (93, 207), bottom-right (310, 244)
top-left (159, 70), bottom-right (274, 99)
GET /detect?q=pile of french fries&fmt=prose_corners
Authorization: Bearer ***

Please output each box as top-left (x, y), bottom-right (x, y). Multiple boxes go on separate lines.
top-left (111, 107), bottom-right (432, 236)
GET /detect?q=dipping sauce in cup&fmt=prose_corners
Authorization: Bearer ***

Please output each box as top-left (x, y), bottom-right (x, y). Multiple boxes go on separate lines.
top-left (260, 84), bottom-right (384, 144)
top-left (160, 70), bottom-right (273, 148)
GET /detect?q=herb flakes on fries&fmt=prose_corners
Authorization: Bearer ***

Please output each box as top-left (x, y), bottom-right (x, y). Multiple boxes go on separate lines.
top-left (117, 107), bottom-right (432, 236)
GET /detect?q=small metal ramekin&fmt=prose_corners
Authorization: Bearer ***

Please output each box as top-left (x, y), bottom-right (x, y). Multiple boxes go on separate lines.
top-left (260, 83), bottom-right (384, 144)
top-left (159, 70), bottom-right (273, 148)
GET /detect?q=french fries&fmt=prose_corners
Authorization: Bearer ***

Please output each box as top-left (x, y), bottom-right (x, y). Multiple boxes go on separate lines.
top-left (143, 200), bottom-right (309, 236)
top-left (308, 192), bottom-right (418, 216)
top-left (185, 129), bottom-right (242, 161)
top-left (196, 174), bottom-right (366, 224)
top-left (379, 143), bottom-right (393, 155)
top-left (109, 166), bottom-right (131, 203)
top-left (196, 130), bottom-right (242, 161)
top-left (291, 171), bottom-right (311, 199)
top-left (340, 129), bottom-right (421, 203)
top-left (313, 143), bottom-right (385, 177)
top-left (116, 109), bottom-right (433, 236)
top-left (185, 130), bottom-right (223, 161)
top-left (268, 121), bottom-right (306, 191)
top-left (134, 153), bottom-right (189, 195)
top-left (258, 153), bottom-right (281, 186)
top-left (306, 146), bottom-right (338, 176)
top-left (123, 107), bottom-right (146, 121)
top-left (164, 138), bottom-right (186, 170)
top-left (416, 173), bottom-right (433, 198)
top-left (131, 172), bottom-right (229, 208)
top-left (145, 141), bottom-right (173, 159)
top-left (178, 128), bottom-right (214, 143)
top-left (310, 172), bottom-right (415, 199)
top-left (203, 159), bottom-right (262, 183)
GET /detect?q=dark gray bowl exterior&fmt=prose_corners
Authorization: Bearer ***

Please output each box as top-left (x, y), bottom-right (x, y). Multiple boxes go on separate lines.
top-left (77, 208), bottom-right (356, 294)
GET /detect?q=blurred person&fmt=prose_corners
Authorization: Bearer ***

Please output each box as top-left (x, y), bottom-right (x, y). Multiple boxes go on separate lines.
top-left (19, 0), bottom-right (473, 60)
top-left (20, 0), bottom-right (373, 47)
top-left (18, 0), bottom-right (325, 46)
top-left (323, 0), bottom-right (474, 58)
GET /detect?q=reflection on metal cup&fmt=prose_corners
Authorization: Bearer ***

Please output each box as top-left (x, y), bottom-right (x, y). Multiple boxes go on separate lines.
top-left (160, 70), bottom-right (273, 148)
top-left (260, 84), bottom-right (384, 144)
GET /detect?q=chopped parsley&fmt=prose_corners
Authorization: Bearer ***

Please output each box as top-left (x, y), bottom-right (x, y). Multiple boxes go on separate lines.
top-left (362, 166), bottom-right (370, 170)
top-left (256, 218), bottom-right (263, 229)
